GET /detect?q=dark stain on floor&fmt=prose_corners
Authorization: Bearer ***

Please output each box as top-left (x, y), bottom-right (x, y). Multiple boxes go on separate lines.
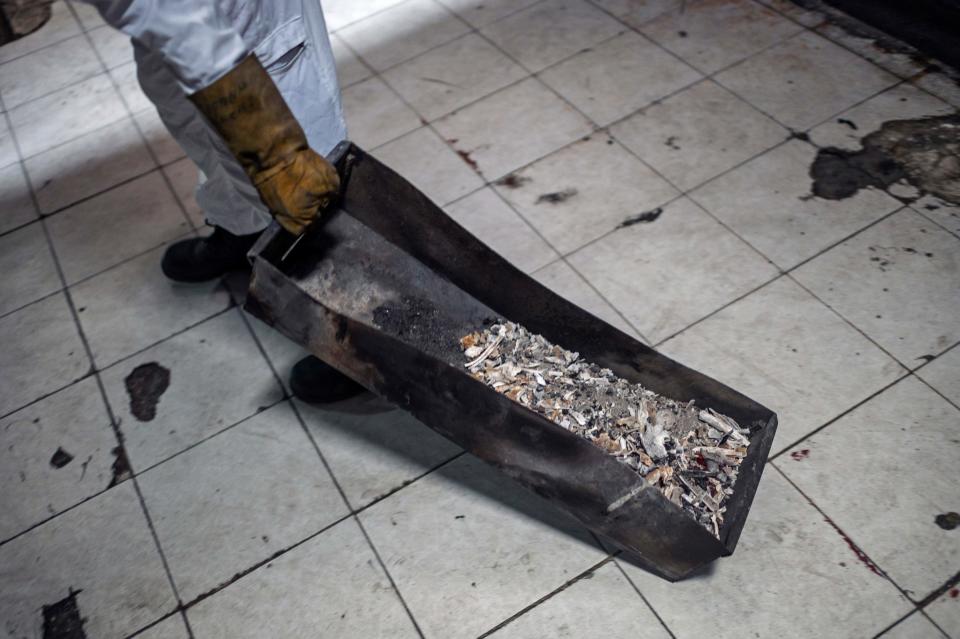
top-left (790, 449), bottom-right (811, 461)
top-left (42, 590), bottom-right (86, 639)
top-left (535, 188), bottom-right (578, 204)
top-left (810, 114), bottom-right (960, 203)
top-left (108, 446), bottom-right (132, 487)
top-left (124, 362), bottom-right (171, 422)
top-left (49, 447), bottom-right (74, 469)
top-left (495, 174), bottom-right (531, 189)
top-left (617, 207), bottom-right (664, 228)
top-left (935, 512), bottom-right (960, 530)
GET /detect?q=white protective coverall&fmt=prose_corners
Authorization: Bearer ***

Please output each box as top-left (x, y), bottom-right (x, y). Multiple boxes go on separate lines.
top-left (80, 0), bottom-right (347, 235)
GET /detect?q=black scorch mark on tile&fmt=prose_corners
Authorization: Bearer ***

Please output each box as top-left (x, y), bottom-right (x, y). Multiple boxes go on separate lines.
top-left (935, 512), bottom-right (960, 530)
top-left (535, 188), bottom-right (577, 204)
top-left (809, 114), bottom-right (960, 204)
top-left (617, 207), bottom-right (663, 228)
top-left (124, 362), bottom-right (171, 422)
top-left (495, 174), bottom-right (531, 189)
top-left (50, 447), bottom-right (74, 469)
top-left (42, 589), bottom-right (86, 639)
top-left (108, 446), bottom-right (132, 487)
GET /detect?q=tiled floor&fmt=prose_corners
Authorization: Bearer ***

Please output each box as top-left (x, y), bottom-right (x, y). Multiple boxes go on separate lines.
top-left (0, 1), bottom-right (958, 638)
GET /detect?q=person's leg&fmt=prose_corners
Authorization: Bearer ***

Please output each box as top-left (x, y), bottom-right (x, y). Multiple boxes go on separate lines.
top-left (133, 43), bottom-right (269, 281)
top-left (134, 42), bottom-right (273, 236)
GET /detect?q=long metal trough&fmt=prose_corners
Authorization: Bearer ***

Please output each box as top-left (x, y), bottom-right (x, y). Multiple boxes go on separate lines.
top-left (244, 141), bottom-right (778, 581)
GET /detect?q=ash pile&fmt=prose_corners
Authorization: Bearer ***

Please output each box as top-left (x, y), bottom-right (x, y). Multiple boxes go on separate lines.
top-left (461, 322), bottom-right (751, 537)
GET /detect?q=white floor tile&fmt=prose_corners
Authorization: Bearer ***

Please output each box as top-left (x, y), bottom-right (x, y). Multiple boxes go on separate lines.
top-left (9, 73), bottom-right (127, 159)
top-left (0, 115), bottom-right (18, 169)
top-left (337, 0), bottom-right (470, 72)
top-left (0, 34), bottom-right (101, 109)
top-left (329, 33), bottom-right (372, 87)
top-left (71, 245), bottom-right (232, 368)
top-left (321, 0), bottom-right (408, 32)
top-left (492, 134), bottom-right (678, 254)
top-left (0, 293), bottom-right (89, 417)
top-left (808, 83), bottom-right (954, 150)
top-left (489, 562), bottom-right (670, 638)
top-left (374, 126), bottom-right (485, 205)
top-left (912, 71), bottom-right (960, 109)
top-left (433, 78), bottom-right (593, 180)
top-left (793, 209), bottom-right (960, 364)
top-left (27, 117), bottom-right (156, 214)
top-left (342, 76), bottom-right (422, 149)
top-left (299, 398), bottom-right (460, 508)
top-left (880, 613), bottom-right (949, 639)
top-left (110, 61), bottom-right (154, 113)
top-left (69, 0), bottom-right (106, 30)
top-left (0, 483), bottom-right (178, 638)
top-left (916, 196), bottom-right (960, 238)
top-left (88, 24), bottom-right (132, 69)
top-left (100, 311), bottom-right (283, 470)
top-left (133, 615), bottom-right (190, 639)
top-left (779, 377), bottom-right (960, 596)
top-left (246, 316), bottom-right (308, 390)
top-left (715, 31), bottom-right (899, 131)
top-left (533, 260), bottom-right (641, 339)
top-left (382, 33), bottom-right (528, 122)
top-left (611, 79), bottom-right (787, 191)
top-left (186, 518), bottom-right (419, 638)
top-left (620, 470), bottom-right (913, 638)
top-left (0, 378), bottom-right (115, 542)
top-left (0, 3), bottom-right (80, 64)
top-left (690, 140), bottom-right (902, 269)
top-left (754, 0), bottom-right (826, 27)
top-left (138, 403), bottom-right (348, 601)
top-left (639, 0), bottom-right (803, 74)
top-left (569, 197), bottom-right (778, 343)
top-left (925, 591), bottom-right (960, 637)
top-left (540, 30), bottom-right (702, 127)
top-left (814, 21), bottom-right (926, 80)
top-left (359, 455), bottom-right (607, 639)
top-left (659, 277), bottom-right (906, 452)
top-left (0, 164), bottom-right (35, 234)
top-left (133, 107), bottom-right (187, 165)
top-left (917, 346), bottom-right (960, 406)
top-left (47, 171), bottom-right (190, 284)
top-left (161, 157), bottom-right (203, 228)
top-left (437, 0), bottom-right (541, 27)
top-left (445, 186), bottom-right (559, 273)
top-left (591, 0), bottom-right (684, 26)
top-left (481, 0), bottom-right (624, 73)
top-left (0, 221), bottom-right (60, 316)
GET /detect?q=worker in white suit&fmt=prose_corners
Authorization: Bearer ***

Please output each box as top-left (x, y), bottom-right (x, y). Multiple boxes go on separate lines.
top-left (80, 0), bottom-right (364, 402)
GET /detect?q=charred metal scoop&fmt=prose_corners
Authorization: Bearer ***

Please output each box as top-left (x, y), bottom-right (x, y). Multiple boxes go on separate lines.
top-left (245, 141), bottom-right (778, 581)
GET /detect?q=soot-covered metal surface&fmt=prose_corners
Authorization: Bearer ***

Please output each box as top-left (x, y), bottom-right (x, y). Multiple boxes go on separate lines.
top-left (245, 142), bottom-right (778, 581)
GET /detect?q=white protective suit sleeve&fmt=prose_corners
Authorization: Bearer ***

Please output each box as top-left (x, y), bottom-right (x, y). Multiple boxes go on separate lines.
top-left (78, 0), bottom-right (250, 93)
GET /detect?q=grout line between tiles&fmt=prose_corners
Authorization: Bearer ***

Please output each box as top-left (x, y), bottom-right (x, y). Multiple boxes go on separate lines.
top-left (611, 557), bottom-right (678, 639)
top-left (232, 306), bottom-right (428, 638)
top-left (475, 554), bottom-right (618, 639)
top-left (766, 370), bottom-right (911, 461)
top-left (0, 84), bottom-right (192, 630)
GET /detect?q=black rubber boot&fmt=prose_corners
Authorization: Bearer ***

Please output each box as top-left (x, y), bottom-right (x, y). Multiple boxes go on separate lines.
top-left (161, 227), bottom-right (261, 283)
top-left (289, 356), bottom-right (367, 404)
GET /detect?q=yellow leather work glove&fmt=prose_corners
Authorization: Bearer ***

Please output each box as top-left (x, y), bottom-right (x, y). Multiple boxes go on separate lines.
top-left (190, 55), bottom-right (340, 235)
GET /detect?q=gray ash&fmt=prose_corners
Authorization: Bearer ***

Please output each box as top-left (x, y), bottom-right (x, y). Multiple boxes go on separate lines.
top-left (461, 323), bottom-right (751, 537)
